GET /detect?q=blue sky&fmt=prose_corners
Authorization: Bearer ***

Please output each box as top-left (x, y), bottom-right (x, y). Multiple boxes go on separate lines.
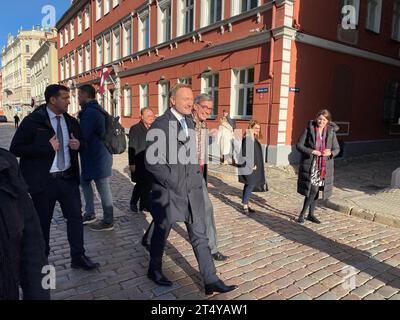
top-left (0, 0), bottom-right (70, 66)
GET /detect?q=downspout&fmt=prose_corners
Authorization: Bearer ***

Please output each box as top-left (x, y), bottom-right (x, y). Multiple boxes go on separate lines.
top-left (267, 0), bottom-right (277, 161)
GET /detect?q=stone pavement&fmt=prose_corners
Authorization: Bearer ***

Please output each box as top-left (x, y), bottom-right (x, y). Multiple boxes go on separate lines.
top-left (209, 151), bottom-right (400, 229)
top-left (1, 123), bottom-right (400, 300)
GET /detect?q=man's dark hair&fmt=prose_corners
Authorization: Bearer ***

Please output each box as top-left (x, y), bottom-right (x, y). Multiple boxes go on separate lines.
top-left (45, 84), bottom-right (70, 104)
top-left (79, 84), bottom-right (96, 99)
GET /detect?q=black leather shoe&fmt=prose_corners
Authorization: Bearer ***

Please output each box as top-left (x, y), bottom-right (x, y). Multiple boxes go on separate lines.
top-left (307, 214), bottom-right (321, 224)
top-left (147, 270), bottom-right (172, 287)
top-left (212, 252), bottom-right (229, 262)
top-left (248, 207), bottom-right (256, 213)
top-left (205, 280), bottom-right (238, 295)
top-left (71, 255), bottom-right (100, 270)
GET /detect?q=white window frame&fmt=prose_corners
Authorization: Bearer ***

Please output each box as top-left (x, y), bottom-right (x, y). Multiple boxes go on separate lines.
top-left (85, 43), bottom-right (91, 72)
top-left (138, 10), bottom-right (150, 51)
top-left (231, 0), bottom-right (258, 16)
top-left (140, 83), bottom-right (149, 110)
top-left (60, 60), bottom-right (65, 81)
top-left (96, 0), bottom-right (102, 21)
top-left (104, 33), bottom-right (111, 64)
top-left (201, 72), bottom-right (219, 116)
top-left (65, 27), bottom-right (69, 44)
top-left (158, 80), bottom-right (170, 115)
top-left (85, 5), bottom-right (90, 30)
top-left (113, 27), bottom-right (121, 61)
top-left (70, 52), bottom-right (76, 77)
top-left (78, 13), bottom-right (83, 35)
top-left (113, 0), bottom-right (119, 8)
top-left (104, 0), bottom-right (110, 15)
top-left (124, 86), bottom-right (132, 116)
top-left (230, 67), bottom-right (254, 118)
top-left (392, 0), bottom-right (400, 41)
top-left (366, 0), bottom-right (382, 33)
top-left (96, 37), bottom-right (103, 67)
top-left (70, 20), bottom-right (75, 40)
top-left (177, 0), bottom-right (195, 36)
top-left (78, 48), bottom-right (83, 74)
top-left (157, 0), bottom-right (172, 44)
top-left (65, 56), bottom-right (70, 79)
top-left (201, 0), bottom-right (223, 27)
top-left (60, 32), bottom-right (64, 48)
top-left (178, 77), bottom-right (192, 85)
top-left (123, 20), bottom-right (132, 57)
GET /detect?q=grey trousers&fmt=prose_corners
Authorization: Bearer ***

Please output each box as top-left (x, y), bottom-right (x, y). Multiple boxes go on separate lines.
top-left (202, 179), bottom-right (219, 254)
top-left (143, 179), bottom-right (220, 255)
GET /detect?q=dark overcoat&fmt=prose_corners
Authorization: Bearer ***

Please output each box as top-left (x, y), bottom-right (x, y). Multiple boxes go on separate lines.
top-left (145, 108), bottom-right (205, 227)
top-left (297, 121), bottom-right (340, 200)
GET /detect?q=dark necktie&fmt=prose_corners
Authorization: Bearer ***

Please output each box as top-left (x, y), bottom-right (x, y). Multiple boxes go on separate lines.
top-left (56, 116), bottom-right (65, 171)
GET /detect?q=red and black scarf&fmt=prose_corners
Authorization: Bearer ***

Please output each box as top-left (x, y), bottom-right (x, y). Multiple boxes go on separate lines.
top-left (315, 126), bottom-right (327, 179)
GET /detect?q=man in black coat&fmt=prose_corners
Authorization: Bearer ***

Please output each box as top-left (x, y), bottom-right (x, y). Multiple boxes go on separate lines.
top-left (128, 107), bottom-right (155, 213)
top-left (10, 84), bottom-right (99, 271)
top-left (144, 84), bottom-right (237, 295)
top-left (0, 148), bottom-right (50, 300)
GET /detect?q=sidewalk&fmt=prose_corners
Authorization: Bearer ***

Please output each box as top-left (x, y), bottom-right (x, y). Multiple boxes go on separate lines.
top-left (208, 152), bottom-right (400, 229)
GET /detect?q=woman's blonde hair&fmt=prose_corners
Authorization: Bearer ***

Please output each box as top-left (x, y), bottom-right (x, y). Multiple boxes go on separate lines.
top-left (247, 120), bottom-right (263, 140)
top-left (316, 109), bottom-right (332, 123)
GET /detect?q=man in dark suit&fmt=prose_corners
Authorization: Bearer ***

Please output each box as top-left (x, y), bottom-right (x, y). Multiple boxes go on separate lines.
top-left (145, 84), bottom-right (237, 295)
top-left (10, 84), bottom-right (99, 270)
top-left (128, 107), bottom-right (155, 213)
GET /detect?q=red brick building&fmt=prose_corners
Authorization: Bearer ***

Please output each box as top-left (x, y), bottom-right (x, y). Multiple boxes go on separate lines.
top-left (57, 0), bottom-right (400, 164)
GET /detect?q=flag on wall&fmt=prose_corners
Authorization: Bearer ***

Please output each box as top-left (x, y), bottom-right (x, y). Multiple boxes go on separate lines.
top-left (100, 64), bottom-right (111, 96)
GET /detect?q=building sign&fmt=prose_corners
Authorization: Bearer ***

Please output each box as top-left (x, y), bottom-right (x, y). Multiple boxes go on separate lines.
top-left (289, 87), bottom-right (300, 93)
top-left (256, 88), bottom-right (269, 93)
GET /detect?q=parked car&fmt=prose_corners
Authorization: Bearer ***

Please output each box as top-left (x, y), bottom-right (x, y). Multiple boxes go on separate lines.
top-left (0, 115), bottom-right (8, 123)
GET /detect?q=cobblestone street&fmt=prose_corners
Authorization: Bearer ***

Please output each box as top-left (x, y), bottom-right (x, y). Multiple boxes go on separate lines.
top-left (1, 123), bottom-right (400, 300)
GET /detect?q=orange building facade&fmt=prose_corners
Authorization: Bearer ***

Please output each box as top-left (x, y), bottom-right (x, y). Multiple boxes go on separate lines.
top-left (57, 0), bottom-right (400, 164)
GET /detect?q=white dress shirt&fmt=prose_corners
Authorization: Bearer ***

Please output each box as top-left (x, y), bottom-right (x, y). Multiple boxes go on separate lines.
top-left (47, 107), bottom-right (71, 173)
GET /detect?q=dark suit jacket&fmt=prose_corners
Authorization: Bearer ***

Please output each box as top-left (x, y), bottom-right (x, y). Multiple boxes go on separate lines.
top-left (9, 105), bottom-right (84, 194)
top-left (128, 121), bottom-right (152, 183)
top-left (145, 108), bottom-right (205, 227)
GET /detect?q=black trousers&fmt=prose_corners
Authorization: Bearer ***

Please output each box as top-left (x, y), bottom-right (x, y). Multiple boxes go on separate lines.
top-left (130, 180), bottom-right (151, 210)
top-left (31, 177), bottom-right (85, 260)
top-left (149, 218), bottom-right (219, 285)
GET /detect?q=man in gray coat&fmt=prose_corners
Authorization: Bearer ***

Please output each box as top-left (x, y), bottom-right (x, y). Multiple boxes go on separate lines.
top-left (145, 84), bottom-right (237, 295)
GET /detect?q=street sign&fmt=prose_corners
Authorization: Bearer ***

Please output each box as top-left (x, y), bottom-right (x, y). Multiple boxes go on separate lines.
top-left (256, 88), bottom-right (269, 93)
top-left (289, 87), bottom-right (300, 93)
top-left (15, 106), bottom-right (22, 113)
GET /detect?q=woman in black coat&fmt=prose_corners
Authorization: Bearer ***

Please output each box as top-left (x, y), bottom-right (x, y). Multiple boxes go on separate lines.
top-left (296, 109), bottom-right (340, 224)
top-left (239, 120), bottom-right (267, 214)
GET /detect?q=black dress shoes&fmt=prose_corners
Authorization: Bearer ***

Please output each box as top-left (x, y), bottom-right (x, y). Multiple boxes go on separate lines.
top-left (147, 270), bottom-right (172, 287)
top-left (71, 255), bottom-right (100, 270)
top-left (212, 252), bottom-right (229, 261)
top-left (307, 214), bottom-right (321, 224)
top-left (205, 280), bottom-right (238, 295)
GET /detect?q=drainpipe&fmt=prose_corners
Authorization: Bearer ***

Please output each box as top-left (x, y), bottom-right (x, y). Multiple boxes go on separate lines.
top-left (267, 0), bottom-right (277, 156)
top-left (269, 1), bottom-right (276, 79)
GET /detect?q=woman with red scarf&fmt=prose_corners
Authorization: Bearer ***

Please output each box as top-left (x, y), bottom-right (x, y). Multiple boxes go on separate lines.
top-left (296, 110), bottom-right (340, 224)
